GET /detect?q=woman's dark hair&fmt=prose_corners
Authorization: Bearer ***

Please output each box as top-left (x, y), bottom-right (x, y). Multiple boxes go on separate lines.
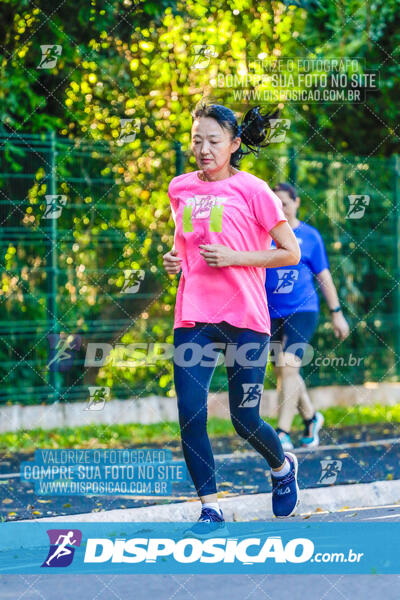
top-left (191, 99), bottom-right (281, 168)
top-left (273, 182), bottom-right (298, 201)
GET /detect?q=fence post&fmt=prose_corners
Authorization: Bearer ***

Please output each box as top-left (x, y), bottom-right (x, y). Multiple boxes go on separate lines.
top-left (47, 131), bottom-right (60, 403)
top-left (174, 141), bottom-right (184, 176)
top-left (288, 147), bottom-right (297, 185)
top-left (393, 154), bottom-right (400, 378)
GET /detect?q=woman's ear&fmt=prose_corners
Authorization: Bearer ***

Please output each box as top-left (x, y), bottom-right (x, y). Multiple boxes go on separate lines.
top-left (232, 136), bottom-right (241, 153)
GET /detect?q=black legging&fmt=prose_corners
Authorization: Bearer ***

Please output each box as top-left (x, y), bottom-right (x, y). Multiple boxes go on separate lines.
top-left (173, 321), bottom-right (285, 497)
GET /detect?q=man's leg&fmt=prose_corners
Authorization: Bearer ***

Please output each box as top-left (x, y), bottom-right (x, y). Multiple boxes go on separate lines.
top-left (276, 351), bottom-right (311, 432)
top-left (297, 371), bottom-right (315, 421)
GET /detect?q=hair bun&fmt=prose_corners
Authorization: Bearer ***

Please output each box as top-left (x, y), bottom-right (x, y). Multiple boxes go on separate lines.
top-left (240, 106), bottom-right (281, 153)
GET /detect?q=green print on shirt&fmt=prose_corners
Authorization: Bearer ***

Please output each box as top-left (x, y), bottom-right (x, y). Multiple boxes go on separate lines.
top-left (182, 204), bottom-right (224, 233)
top-left (182, 205), bottom-right (193, 232)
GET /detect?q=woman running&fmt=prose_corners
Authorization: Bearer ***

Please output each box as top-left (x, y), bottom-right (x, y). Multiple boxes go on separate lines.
top-left (265, 182), bottom-right (350, 450)
top-left (163, 100), bottom-right (301, 532)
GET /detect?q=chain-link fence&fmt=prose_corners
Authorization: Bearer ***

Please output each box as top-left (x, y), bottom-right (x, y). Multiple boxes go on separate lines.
top-left (1, 132), bottom-right (399, 407)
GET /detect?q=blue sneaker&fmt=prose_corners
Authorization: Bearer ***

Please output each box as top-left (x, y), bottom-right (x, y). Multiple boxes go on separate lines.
top-left (183, 507), bottom-right (228, 539)
top-left (271, 452), bottom-right (300, 518)
top-left (301, 411), bottom-right (324, 448)
top-left (277, 430), bottom-right (294, 451)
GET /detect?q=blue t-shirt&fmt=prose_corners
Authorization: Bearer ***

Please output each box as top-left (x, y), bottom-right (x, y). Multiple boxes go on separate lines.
top-left (265, 221), bottom-right (330, 318)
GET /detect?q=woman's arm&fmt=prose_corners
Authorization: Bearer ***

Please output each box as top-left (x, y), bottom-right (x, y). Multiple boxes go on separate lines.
top-left (199, 221), bottom-right (301, 267)
top-left (199, 221), bottom-right (300, 268)
top-left (315, 268), bottom-right (350, 340)
top-left (236, 221), bottom-right (300, 267)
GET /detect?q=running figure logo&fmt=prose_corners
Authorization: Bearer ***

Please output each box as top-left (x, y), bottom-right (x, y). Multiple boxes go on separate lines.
top-left (47, 333), bottom-right (82, 372)
top-left (41, 529), bottom-right (82, 568)
top-left (346, 195), bottom-right (370, 219)
top-left (190, 45), bottom-right (217, 69)
top-left (121, 269), bottom-right (145, 294)
top-left (84, 386), bottom-right (110, 411)
top-left (239, 383), bottom-right (263, 408)
top-left (268, 119), bottom-right (291, 143)
top-left (42, 195), bottom-right (67, 220)
top-left (37, 45), bottom-right (62, 69)
top-left (273, 269), bottom-right (299, 294)
top-left (118, 118), bottom-right (141, 144)
top-left (318, 459), bottom-right (342, 484)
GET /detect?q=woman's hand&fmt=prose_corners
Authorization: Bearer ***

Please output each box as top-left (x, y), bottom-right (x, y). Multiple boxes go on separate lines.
top-left (163, 248), bottom-right (182, 274)
top-left (198, 244), bottom-right (238, 267)
top-left (332, 311), bottom-right (350, 340)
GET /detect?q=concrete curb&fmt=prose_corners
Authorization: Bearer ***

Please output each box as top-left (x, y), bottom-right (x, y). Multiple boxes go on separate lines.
top-left (3, 382), bottom-right (400, 433)
top-left (24, 479), bottom-right (400, 523)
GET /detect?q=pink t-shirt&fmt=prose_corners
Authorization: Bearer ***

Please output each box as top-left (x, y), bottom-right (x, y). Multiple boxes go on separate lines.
top-left (168, 170), bottom-right (287, 334)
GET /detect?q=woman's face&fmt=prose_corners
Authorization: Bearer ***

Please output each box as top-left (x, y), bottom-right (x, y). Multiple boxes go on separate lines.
top-left (191, 116), bottom-right (241, 175)
top-left (275, 190), bottom-right (300, 220)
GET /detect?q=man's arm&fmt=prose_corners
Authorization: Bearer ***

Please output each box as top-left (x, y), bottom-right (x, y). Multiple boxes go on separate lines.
top-left (316, 268), bottom-right (350, 340)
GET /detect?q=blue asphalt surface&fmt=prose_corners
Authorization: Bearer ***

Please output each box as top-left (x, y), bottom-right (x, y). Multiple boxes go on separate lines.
top-left (1, 572), bottom-right (400, 600)
top-left (0, 423), bottom-right (399, 522)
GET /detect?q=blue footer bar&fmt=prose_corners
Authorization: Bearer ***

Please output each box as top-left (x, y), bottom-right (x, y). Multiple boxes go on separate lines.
top-left (0, 521), bottom-right (397, 574)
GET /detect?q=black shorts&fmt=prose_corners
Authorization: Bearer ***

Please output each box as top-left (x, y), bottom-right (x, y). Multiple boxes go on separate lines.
top-left (270, 311), bottom-right (319, 362)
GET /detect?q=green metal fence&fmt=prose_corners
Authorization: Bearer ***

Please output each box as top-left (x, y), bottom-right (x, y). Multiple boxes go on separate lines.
top-left (1, 132), bottom-right (399, 407)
